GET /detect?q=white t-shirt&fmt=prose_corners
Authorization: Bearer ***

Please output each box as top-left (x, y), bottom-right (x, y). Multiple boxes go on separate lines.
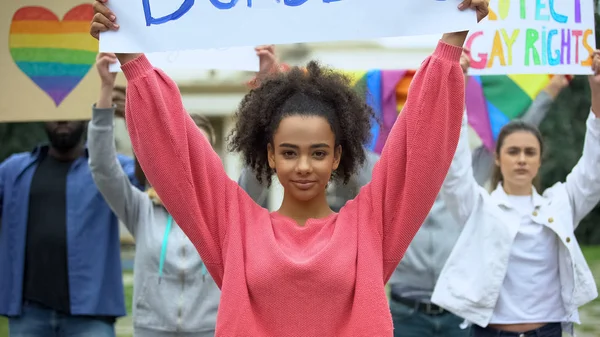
top-left (490, 195), bottom-right (566, 324)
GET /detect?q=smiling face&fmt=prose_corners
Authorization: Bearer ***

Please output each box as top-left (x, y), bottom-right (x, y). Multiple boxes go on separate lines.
top-left (268, 115), bottom-right (341, 202)
top-left (495, 130), bottom-right (542, 192)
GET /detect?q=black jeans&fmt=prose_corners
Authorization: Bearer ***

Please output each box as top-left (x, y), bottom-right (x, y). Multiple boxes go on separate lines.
top-left (471, 323), bottom-right (562, 337)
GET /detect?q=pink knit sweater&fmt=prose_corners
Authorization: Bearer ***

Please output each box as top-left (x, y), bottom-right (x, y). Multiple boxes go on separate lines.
top-left (122, 40), bottom-right (464, 336)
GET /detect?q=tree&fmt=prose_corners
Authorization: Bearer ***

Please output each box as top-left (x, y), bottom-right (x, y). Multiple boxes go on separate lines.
top-left (0, 122), bottom-right (47, 163)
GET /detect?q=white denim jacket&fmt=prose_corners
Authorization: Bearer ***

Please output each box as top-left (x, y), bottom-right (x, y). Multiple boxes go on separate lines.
top-left (431, 111), bottom-right (600, 335)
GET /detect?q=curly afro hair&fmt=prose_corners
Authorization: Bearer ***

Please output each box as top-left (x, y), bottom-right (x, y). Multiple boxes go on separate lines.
top-left (228, 61), bottom-right (376, 187)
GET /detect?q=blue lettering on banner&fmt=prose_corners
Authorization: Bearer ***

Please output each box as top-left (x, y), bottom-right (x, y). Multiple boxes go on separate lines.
top-left (143, 0), bottom-right (195, 26)
top-left (143, 0), bottom-right (343, 26)
top-left (211, 0), bottom-right (239, 9)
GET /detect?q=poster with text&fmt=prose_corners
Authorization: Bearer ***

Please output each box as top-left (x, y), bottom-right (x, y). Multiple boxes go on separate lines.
top-left (466, 0), bottom-right (596, 75)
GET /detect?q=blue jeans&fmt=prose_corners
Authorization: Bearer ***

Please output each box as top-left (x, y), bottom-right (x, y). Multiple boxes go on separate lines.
top-left (471, 323), bottom-right (562, 337)
top-left (390, 299), bottom-right (470, 337)
top-left (8, 301), bottom-right (116, 337)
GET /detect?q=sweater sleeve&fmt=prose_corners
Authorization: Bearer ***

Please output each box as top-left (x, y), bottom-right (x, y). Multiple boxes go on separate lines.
top-left (88, 106), bottom-right (149, 238)
top-left (565, 112), bottom-right (600, 227)
top-left (351, 41), bottom-right (465, 276)
top-left (121, 55), bottom-right (262, 286)
top-left (440, 112), bottom-right (480, 227)
top-left (520, 90), bottom-right (553, 127)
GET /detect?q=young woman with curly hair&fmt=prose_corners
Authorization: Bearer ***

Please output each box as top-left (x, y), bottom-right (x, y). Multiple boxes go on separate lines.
top-left (90, 1), bottom-right (489, 335)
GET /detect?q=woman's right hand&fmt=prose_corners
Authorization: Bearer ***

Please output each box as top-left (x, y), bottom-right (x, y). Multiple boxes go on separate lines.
top-left (95, 52), bottom-right (118, 109)
top-left (90, 0), bottom-right (119, 40)
top-left (589, 50), bottom-right (600, 117)
top-left (96, 52), bottom-right (118, 89)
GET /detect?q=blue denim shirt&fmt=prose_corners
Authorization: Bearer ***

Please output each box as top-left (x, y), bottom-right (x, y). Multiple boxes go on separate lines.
top-left (0, 144), bottom-right (136, 317)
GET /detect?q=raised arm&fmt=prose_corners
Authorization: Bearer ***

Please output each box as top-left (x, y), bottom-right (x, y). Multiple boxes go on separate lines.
top-left (440, 112), bottom-right (481, 226)
top-left (117, 52), bottom-right (266, 286)
top-left (88, 53), bottom-right (148, 237)
top-left (89, 106), bottom-right (149, 237)
top-left (357, 37), bottom-right (468, 275)
top-left (565, 54), bottom-right (600, 226)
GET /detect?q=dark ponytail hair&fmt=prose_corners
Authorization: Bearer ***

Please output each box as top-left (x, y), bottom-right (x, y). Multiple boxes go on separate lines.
top-left (490, 120), bottom-right (544, 191)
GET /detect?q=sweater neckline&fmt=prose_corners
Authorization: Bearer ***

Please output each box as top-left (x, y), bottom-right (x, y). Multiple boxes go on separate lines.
top-left (270, 211), bottom-right (338, 227)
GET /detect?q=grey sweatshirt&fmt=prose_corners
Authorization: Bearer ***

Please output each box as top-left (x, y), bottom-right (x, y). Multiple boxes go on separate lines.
top-left (88, 107), bottom-right (220, 337)
top-left (388, 90), bottom-right (555, 301)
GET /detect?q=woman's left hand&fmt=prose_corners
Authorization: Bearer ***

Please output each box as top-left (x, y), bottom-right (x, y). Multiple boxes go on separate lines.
top-left (256, 45), bottom-right (278, 77)
top-left (458, 0), bottom-right (490, 23)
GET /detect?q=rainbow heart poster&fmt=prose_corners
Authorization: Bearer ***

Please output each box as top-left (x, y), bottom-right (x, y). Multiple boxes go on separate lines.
top-left (0, 1), bottom-right (100, 122)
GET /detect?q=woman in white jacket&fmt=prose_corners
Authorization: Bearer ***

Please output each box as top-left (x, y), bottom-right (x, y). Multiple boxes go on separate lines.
top-left (432, 51), bottom-right (600, 337)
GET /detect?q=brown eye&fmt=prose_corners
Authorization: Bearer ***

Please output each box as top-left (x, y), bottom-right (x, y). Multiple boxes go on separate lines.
top-left (313, 151), bottom-right (327, 159)
top-left (525, 149), bottom-right (538, 156)
top-left (282, 151), bottom-right (296, 158)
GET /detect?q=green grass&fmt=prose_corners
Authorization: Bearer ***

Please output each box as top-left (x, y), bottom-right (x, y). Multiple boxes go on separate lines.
top-left (1, 246), bottom-right (600, 337)
top-left (582, 245), bottom-right (600, 264)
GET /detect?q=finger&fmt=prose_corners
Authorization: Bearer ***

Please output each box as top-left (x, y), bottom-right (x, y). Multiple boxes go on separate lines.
top-left (99, 55), bottom-right (117, 64)
top-left (93, 12), bottom-right (119, 31)
top-left (93, 0), bottom-right (116, 21)
top-left (98, 52), bottom-right (117, 59)
top-left (90, 22), bottom-right (109, 39)
top-left (458, 0), bottom-right (471, 10)
top-left (471, 0), bottom-right (487, 11)
top-left (255, 45), bottom-right (270, 51)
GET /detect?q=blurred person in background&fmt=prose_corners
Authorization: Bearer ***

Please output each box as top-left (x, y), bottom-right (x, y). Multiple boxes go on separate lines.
top-left (0, 96), bottom-right (137, 336)
top-left (88, 52), bottom-right (221, 337)
top-left (388, 50), bottom-right (570, 337)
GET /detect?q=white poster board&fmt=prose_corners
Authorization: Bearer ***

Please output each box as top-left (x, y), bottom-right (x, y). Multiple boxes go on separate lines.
top-left (109, 47), bottom-right (259, 72)
top-left (99, 0), bottom-right (476, 53)
top-left (466, 0), bottom-right (596, 75)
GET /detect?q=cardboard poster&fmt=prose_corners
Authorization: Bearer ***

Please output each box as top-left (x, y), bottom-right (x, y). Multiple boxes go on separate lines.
top-left (0, 1), bottom-right (101, 122)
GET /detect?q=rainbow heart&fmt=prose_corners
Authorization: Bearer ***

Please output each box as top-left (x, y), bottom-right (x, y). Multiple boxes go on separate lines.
top-left (9, 4), bottom-right (97, 107)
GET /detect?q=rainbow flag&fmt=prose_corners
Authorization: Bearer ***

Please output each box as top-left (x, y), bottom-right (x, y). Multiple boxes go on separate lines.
top-left (466, 74), bottom-right (550, 150)
top-left (347, 70), bottom-right (415, 153)
top-left (348, 70), bottom-right (550, 154)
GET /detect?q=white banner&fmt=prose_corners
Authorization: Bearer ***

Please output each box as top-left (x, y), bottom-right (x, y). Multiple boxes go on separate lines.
top-left (99, 0), bottom-right (476, 53)
top-left (109, 47), bottom-right (259, 72)
top-left (466, 0), bottom-right (596, 75)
